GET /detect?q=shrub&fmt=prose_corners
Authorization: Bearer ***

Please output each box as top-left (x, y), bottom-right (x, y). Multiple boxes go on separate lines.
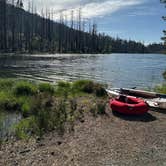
top-left (89, 100), bottom-right (106, 116)
top-left (21, 100), bottom-right (32, 118)
top-left (0, 92), bottom-right (19, 111)
top-left (35, 108), bottom-right (51, 136)
top-left (30, 94), bottom-right (67, 136)
top-left (93, 83), bottom-right (107, 97)
top-left (0, 79), bottom-right (15, 91)
top-left (38, 83), bottom-right (55, 95)
top-left (82, 81), bottom-right (94, 93)
top-left (32, 94), bottom-right (54, 134)
top-left (72, 80), bottom-right (94, 93)
top-left (56, 81), bottom-right (71, 97)
top-left (14, 81), bottom-right (37, 96)
top-left (53, 99), bottom-right (67, 135)
top-left (0, 114), bottom-right (3, 141)
top-left (57, 81), bottom-right (71, 88)
top-left (15, 117), bottom-right (39, 139)
top-left (70, 98), bottom-right (77, 112)
top-left (89, 104), bottom-right (97, 117)
top-left (154, 84), bottom-right (166, 94)
top-left (96, 101), bottom-right (106, 115)
top-left (73, 80), bottom-right (106, 97)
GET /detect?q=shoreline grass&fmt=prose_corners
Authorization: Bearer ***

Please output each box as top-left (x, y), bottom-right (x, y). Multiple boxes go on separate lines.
top-left (1, 78), bottom-right (166, 141)
top-left (0, 79), bottom-right (107, 140)
top-left (154, 72), bottom-right (166, 94)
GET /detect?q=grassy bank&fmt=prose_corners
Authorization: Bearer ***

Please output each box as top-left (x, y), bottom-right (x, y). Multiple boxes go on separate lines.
top-left (155, 83), bottom-right (166, 94)
top-left (0, 79), bottom-right (107, 140)
top-left (154, 71), bottom-right (166, 94)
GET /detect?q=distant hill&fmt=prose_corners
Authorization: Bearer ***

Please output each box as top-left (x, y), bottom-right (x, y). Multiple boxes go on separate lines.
top-left (0, 1), bottom-right (164, 54)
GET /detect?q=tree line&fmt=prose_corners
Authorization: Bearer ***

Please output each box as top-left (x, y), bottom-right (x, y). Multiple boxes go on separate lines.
top-left (0, 0), bottom-right (164, 54)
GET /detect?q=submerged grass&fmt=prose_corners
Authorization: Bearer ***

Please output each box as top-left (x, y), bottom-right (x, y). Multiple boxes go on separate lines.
top-left (0, 79), bottom-right (107, 140)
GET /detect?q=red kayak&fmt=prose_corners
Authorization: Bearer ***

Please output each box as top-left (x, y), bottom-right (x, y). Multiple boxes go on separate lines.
top-left (110, 95), bottom-right (148, 115)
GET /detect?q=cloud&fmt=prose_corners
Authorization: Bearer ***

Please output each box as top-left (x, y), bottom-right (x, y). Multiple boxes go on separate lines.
top-left (81, 0), bottom-right (143, 19)
top-left (128, 6), bottom-right (159, 17)
top-left (24, 0), bottom-right (145, 20)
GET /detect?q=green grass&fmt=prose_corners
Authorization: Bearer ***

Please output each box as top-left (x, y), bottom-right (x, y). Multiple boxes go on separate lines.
top-left (20, 98), bottom-right (33, 118)
top-left (154, 83), bottom-right (166, 94)
top-left (13, 81), bottom-right (38, 96)
top-left (0, 91), bottom-right (19, 111)
top-left (15, 116), bottom-right (38, 139)
top-left (72, 80), bottom-right (107, 97)
top-left (0, 79), bottom-right (15, 91)
top-left (55, 81), bottom-right (72, 97)
top-left (38, 83), bottom-right (55, 95)
top-left (72, 80), bottom-right (94, 93)
top-left (0, 79), bottom-right (108, 140)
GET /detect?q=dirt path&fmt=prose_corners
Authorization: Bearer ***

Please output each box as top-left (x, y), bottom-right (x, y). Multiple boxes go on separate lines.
top-left (0, 106), bottom-right (166, 166)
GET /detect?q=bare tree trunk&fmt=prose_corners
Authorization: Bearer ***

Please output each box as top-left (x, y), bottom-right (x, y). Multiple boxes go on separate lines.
top-left (1, 0), bottom-right (7, 51)
top-left (11, 0), bottom-right (16, 51)
top-left (58, 11), bottom-right (63, 53)
top-left (0, 1), bottom-right (3, 50)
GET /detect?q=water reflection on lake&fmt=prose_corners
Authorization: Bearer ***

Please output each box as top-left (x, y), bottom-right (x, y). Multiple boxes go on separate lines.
top-left (0, 53), bottom-right (166, 89)
top-left (0, 112), bottom-right (22, 139)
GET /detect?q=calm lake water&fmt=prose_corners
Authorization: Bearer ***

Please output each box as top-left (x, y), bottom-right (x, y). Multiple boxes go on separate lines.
top-left (0, 53), bottom-right (166, 89)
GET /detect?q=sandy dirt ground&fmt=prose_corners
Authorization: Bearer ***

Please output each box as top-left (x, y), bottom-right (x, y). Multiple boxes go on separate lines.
top-left (0, 105), bottom-right (166, 166)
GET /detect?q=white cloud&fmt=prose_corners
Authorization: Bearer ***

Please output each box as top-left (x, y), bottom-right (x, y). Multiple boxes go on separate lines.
top-left (24, 0), bottom-right (145, 20)
top-left (81, 0), bottom-right (143, 19)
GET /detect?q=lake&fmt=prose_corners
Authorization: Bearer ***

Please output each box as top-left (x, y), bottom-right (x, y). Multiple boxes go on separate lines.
top-left (0, 112), bottom-right (22, 139)
top-left (0, 53), bottom-right (166, 89)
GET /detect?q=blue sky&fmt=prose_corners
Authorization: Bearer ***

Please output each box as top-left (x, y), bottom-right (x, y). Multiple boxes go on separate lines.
top-left (27, 0), bottom-right (165, 44)
top-left (96, 0), bottom-right (165, 44)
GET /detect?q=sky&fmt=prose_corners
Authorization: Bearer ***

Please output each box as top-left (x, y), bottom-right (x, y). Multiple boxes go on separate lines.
top-left (25, 0), bottom-right (165, 44)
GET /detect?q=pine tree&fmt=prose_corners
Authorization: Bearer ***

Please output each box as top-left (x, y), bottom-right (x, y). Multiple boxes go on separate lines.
top-left (161, 0), bottom-right (166, 45)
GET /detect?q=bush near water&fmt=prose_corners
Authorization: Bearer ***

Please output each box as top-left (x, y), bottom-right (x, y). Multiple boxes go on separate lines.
top-left (154, 70), bottom-right (166, 94)
top-left (0, 79), bottom-right (107, 140)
